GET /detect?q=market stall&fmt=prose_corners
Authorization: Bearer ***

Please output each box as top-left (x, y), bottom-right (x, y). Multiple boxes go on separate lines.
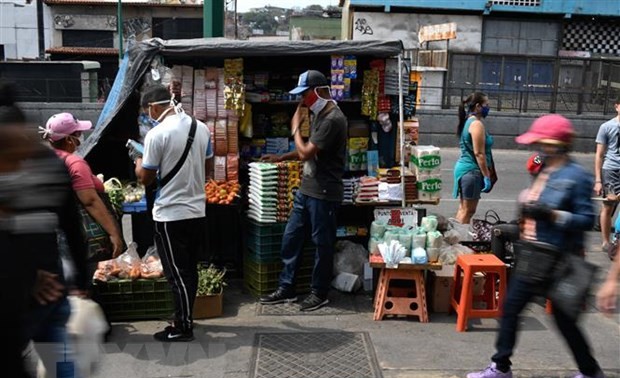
top-left (80, 37), bottom-right (486, 321)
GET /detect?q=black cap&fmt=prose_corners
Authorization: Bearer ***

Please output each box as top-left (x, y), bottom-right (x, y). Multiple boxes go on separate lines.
top-left (289, 70), bottom-right (329, 94)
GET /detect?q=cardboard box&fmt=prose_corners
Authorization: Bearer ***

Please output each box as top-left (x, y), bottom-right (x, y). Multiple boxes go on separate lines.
top-left (430, 273), bottom-right (453, 313)
top-left (429, 269), bottom-right (486, 313)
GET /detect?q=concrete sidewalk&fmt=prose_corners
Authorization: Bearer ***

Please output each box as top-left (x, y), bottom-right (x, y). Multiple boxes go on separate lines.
top-left (90, 238), bottom-right (619, 378)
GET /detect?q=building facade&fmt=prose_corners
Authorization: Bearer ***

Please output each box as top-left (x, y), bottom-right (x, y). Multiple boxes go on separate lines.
top-left (340, 0), bottom-right (620, 115)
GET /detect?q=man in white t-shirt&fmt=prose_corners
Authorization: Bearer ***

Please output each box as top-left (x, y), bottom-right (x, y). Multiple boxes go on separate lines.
top-left (133, 85), bottom-right (213, 342)
top-left (594, 97), bottom-right (620, 251)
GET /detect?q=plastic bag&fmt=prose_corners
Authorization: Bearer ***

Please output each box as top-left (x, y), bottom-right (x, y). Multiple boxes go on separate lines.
top-left (93, 242), bottom-right (141, 281)
top-left (421, 215), bottom-right (438, 233)
top-left (411, 247), bottom-right (428, 264)
top-left (67, 296), bottom-right (108, 378)
top-left (426, 230), bottom-right (443, 249)
top-left (140, 245), bottom-right (164, 279)
top-left (333, 240), bottom-right (368, 277)
top-left (438, 243), bottom-right (474, 265)
top-left (448, 217), bottom-right (472, 242)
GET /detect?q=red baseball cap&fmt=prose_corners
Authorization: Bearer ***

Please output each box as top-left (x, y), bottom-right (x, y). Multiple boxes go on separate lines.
top-left (515, 114), bottom-right (574, 145)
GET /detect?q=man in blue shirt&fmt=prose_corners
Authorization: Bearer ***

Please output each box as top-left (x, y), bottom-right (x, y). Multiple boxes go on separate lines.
top-left (594, 97), bottom-right (620, 251)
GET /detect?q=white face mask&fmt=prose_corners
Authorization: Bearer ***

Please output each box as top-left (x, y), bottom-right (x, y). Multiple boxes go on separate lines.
top-left (308, 87), bottom-right (336, 115)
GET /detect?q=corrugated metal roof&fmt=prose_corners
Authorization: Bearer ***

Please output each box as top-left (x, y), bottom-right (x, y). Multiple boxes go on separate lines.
top-left (43, 0), bottom-right (202, 7)
top-left (46, 47), bottom-right (119, 56)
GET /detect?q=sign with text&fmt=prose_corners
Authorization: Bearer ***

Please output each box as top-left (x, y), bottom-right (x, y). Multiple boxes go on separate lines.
top-left (374, 207), bottom-right (418, 228)
top-left (418, 22), bottom-right (457, 45)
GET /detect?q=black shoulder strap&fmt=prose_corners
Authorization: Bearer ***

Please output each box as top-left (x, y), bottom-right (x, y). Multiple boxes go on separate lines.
top-left (159, 116), bottom-right (197, 188)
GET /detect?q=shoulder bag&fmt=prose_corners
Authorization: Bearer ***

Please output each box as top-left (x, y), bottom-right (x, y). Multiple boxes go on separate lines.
top-left (547, 253), bottom-right (598, 321)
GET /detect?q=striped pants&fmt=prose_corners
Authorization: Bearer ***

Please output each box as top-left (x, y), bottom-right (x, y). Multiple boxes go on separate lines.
top-left (154, 217), bottom-right (205, 331)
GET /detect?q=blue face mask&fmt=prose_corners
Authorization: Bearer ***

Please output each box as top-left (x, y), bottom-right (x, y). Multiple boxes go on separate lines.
top-left (481, 105), bottom-right (490, 118)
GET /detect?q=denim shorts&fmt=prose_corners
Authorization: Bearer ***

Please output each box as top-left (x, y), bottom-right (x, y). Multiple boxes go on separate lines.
top-left (602, 169), bottom-right (620, 197)
top-left (459, 170), bottom-right (482, 200)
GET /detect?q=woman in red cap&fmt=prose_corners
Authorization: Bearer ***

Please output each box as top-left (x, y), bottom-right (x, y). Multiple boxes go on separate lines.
top-left (468, 114), bottom-right (604, 378)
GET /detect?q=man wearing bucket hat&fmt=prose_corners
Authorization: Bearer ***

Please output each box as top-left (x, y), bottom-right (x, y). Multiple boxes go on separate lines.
top-left (468, 114), bottom-right (604, 378)
top-left (260, 70), bottom-right (347, 311)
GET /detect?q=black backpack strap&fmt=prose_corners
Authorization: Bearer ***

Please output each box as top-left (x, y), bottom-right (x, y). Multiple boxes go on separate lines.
top-left (159, 116), bottom-right (197, 188)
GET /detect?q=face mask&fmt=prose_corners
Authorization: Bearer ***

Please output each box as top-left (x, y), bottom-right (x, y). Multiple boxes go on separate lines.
top-left (304, 87), bottom-right (333, 114)
top-left (481, 105), bottom-right (490, 118)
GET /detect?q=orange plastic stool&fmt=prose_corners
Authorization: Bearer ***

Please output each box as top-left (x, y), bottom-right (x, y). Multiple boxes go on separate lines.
top-left (450, 254), bottom-right (507, 332)
top-left (373, 268), bottom-right (429, 322)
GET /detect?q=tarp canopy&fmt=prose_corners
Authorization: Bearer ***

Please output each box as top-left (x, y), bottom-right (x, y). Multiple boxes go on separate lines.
top-left (80, 38), bottom-right (404, 157)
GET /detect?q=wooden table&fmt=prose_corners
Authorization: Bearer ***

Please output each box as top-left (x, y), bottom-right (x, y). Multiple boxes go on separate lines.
top-left (370, 254), bottom-right (442, 322)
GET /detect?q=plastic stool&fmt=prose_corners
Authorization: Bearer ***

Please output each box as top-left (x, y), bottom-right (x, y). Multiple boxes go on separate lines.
top-left (450, 254), bottom-right (507, 332)
top-left (373, 268), bottom-right (429, 322)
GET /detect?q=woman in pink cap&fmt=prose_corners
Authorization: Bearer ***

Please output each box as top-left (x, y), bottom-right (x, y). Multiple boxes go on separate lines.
top-left (41, 113), bottom-right (124, 271)
top-left (468, 114), bottom-right (604, 378)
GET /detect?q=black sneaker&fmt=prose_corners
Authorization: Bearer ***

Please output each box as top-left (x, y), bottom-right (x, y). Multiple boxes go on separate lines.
top-left (299, 293), bottom-right (329, 312)
top-left (153, 326), bottom-right (194, 342)
top-left (260, 287), bottom-right (297, 305)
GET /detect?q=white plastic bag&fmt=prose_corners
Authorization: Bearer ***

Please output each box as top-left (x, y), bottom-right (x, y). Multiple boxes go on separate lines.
top-left (67, 296), bottom-right (108, 378)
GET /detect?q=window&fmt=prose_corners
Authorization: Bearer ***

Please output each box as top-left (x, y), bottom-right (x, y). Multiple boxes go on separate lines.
top-left (62, 30), bottom-right (114, 48)
top-left (491, 0), bottom-right (540, 5)
top-left (0, 45), bottom-right (4, 61)
top-left (152, 18), bottom-right (203, 40)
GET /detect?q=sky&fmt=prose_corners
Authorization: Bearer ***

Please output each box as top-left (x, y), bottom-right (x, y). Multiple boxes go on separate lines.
top-left (236, 0), bottom-right (338, 12)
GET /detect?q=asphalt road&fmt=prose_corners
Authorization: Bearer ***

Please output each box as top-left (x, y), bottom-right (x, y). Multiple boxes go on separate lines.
top-left (432, 148), bottom-right (601, 244)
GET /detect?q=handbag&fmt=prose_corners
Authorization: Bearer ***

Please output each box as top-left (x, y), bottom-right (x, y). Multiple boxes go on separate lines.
top-left (469, 210), bottom-right (504, 242)
top-left (548, 253), bottom-right (598, 321)
top-left (512, 240), bottom-right (562, 290)
top-left (489, 159), bottom-right (498, 189)
top-left (76, 192), bottom-right (117, 263)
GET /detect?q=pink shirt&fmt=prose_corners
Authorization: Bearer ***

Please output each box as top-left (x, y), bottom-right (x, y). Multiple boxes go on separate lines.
top-left (55, 149), bottom-right (105, 193)
top-left (520, 171), bottom-right (550, 241)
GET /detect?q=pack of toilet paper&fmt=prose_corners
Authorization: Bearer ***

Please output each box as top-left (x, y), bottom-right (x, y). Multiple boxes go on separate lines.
top-left (409, 145), bottom-right (441, 177)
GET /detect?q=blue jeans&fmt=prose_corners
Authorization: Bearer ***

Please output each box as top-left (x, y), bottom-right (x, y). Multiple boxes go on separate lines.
top-left (279, 192), bottom-right (340, 297)
top-left (22, 296), bottom-right (80, 378)
top-left (492, 276), bottom-right (600, 375)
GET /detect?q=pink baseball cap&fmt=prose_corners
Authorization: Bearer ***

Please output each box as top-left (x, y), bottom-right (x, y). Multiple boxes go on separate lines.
top-left (515, 114), bottom-right (574, 145)
top-left (44, 112), bottom-right (92, 142)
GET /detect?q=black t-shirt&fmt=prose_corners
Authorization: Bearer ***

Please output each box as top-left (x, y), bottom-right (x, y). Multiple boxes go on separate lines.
top-left (299, 105), bottom-right (347, 202)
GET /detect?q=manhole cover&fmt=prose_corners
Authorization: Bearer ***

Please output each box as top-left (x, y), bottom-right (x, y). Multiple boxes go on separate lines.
top-left (250, 332), bottom-right (382, 378)
top-left (256, 292), bottom-right (359, 316)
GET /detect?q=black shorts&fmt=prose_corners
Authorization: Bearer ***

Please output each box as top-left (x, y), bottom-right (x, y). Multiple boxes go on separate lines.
top-left (603, 169), bottom-right (620, 196)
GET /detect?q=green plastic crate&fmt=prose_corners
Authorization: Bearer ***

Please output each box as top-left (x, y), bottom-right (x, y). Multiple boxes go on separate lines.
top-left (244, 275), bottom-right (311, 297)
top-left (93, 279), bottom-right (174, 322)
top-left (244, 258), bottom-right (313, 283)
top-left (246, 219), bottom-right (288, 237)
top-left (246, 245), bottom-right (315, 264)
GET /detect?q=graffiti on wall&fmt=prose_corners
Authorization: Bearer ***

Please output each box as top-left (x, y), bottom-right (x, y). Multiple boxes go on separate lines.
top-left (354, 18), bottom-right (373, 35)
top-left (124, 17), bottom-right (152, 38)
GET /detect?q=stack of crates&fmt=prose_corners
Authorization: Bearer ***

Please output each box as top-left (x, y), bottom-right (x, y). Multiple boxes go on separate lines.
top-left (244, 219), bottom-right (315, 297)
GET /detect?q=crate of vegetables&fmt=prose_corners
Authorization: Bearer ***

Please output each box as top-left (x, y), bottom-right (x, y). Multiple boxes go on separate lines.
top-left (205, 180), bottom-right (240, 205)
top-left (92, 242), bottom-right (171, 321)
